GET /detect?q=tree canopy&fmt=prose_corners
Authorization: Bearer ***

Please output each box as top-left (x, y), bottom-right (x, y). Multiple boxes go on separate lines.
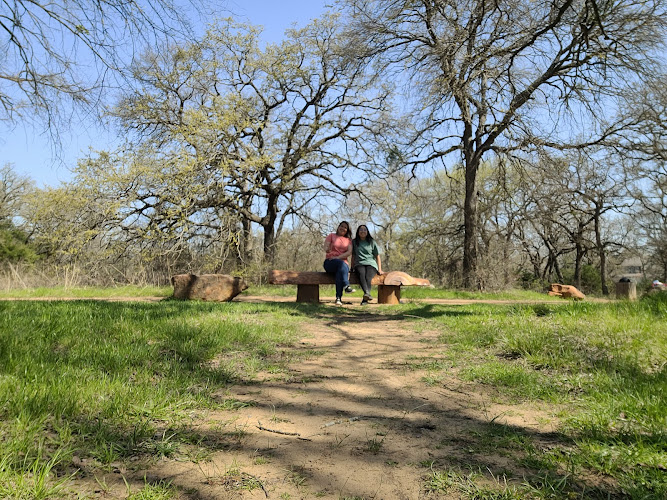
top-left (342, 0), bottom-right (667, 286)
top-left (0, 0), bottom-right (199, 133)
top-left (42, 17), bottom-right (397, 263)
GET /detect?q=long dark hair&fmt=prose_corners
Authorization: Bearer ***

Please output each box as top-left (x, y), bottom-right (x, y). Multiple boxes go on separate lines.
top-left (354, 224), bottom-right (374, 246)
top-left (337, 220), bottom-right (352, 239)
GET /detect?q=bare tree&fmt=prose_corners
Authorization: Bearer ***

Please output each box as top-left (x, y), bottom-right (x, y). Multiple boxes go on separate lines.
top-left (611, 75), bottom-right (667, 279)
top-left (0, 0), bottom-right (200, 133)
top-left (0, 163), bottom-right (35, 263)
top-left (343, 0), bottom-right (667, 287)
top-left (0, 163), bottom-right (32, 222)
top-left (631, 165), bottom-right (667, 280)
top-left (109, 17), bottom-right (395, 263)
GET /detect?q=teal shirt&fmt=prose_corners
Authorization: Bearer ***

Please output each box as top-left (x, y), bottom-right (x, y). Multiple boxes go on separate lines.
top-left (353, 239), bottom-right (380, 270)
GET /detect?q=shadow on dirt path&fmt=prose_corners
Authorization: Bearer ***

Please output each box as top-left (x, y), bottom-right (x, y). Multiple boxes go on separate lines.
top-left (67, 304), bottom-right (592, 500)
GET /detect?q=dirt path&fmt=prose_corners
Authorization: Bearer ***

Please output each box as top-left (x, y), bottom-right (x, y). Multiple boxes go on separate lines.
top-left (2, 294), bottom-right (571, 498)
top-left (93, 305), bottom-right (559, 499)
top-left (0, 293), bottom-right (606, 305)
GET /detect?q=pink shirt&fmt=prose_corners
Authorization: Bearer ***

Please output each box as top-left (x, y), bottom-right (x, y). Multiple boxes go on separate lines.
top-left (325, 233), bottom-right (351, 262)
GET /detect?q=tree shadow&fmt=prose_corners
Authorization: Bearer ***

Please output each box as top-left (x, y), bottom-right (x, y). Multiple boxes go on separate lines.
top-left (1, 299), bottom-right (656, 499)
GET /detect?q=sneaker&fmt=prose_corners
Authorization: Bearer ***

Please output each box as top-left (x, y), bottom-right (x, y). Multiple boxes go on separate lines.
top-left (363, 294), bottom-right (373, 302)
top-left (361, 299), bottom-right (369, 305)
top-left (344, 286), bottom-right (356, 293)
top-left (334, 298), bottom-right (343, 306)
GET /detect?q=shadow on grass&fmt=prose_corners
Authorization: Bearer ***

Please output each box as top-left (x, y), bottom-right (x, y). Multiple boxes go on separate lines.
top-left (0, 299), bottom-right (662, 499)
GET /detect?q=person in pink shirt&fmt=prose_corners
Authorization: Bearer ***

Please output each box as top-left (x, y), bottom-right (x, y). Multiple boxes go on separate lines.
top-left (323, 221), bottom-right (355, 305)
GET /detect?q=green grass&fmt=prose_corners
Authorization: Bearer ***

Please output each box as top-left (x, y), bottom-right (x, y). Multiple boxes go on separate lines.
top-left (1, 289), bottom-right (665, 498)
top-left (401, 286), bottom-right (563, 301)
top-left (0, 284), bottom-right (172, 298)
top-left (126, 479), bottom-right (178, 499)
top-left (247, 284), bottom-right (564, 302)
top-left (395, 294), bottom-right (667, 499)
top-left (0, 299), bottom-right (313, 498)
top-left (0, 283), bottom-right (563, 302)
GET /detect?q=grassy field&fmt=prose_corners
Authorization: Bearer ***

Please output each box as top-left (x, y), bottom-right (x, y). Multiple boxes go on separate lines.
top-left (397, 295), bottom-right (667, 498)
top-left (0, 290), bottom-right (665, 498)
top-left (247, 283), bottom-right (564, 301)
top-left (0, 283), bottom-right (563, 301)
top-left (0, 299), bottom-right (317, 498)
top-left (0, 285), bottom-right (173, 299)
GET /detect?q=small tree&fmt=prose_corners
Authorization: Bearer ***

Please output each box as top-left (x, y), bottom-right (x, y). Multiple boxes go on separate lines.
top-left (0, 165), bottom-right (36, 264)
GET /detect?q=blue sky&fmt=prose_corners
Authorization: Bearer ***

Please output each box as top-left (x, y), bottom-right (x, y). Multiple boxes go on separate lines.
top-left (0, 0), bottom-right (331, 188)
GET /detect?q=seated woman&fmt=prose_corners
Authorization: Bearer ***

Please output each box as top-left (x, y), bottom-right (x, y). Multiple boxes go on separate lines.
top-left (351, 224), bottom-right (383, 305)
top-left (323, 221), bottom-right (355, 306)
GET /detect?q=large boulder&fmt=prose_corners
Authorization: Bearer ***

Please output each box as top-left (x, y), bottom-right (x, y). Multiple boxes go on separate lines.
top-left (171, 274), bottom-right (248, 302)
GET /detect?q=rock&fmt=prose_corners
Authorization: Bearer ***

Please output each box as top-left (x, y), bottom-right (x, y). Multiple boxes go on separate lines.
top-left (548, 283), bottom-right (585, 300)
top-left (171, 274), bottom-right (248, 302)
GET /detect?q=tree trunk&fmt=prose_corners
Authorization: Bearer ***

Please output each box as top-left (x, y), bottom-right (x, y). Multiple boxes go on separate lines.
top-left (574, 243), bottom-right (583, 289)
top-left (594, 206), bottom-right (609, 295)
top-left (462, 160), bottom-right (478, 289)
top-left (263, 225), bottom-right (276, 264)
top-left (240, 217), bottom-right (252, 265)
top-left (554, 255), bottom-right (564, 283)
top-left (262, 200), bottom-right (279, 264)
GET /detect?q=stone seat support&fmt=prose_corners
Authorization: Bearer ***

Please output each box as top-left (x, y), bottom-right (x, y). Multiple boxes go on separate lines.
top-left (268, 270), bottom-right (430, 304)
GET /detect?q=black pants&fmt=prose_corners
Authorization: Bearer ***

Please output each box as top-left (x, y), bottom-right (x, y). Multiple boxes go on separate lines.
top-left (355, 265), bottom-right (377, 296)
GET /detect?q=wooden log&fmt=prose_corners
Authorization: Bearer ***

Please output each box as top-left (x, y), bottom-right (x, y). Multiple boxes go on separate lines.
top-left (548, 283), bottom-right (585, 300)
top-left (382, 271), bottom-right (431, 286)
top-left (296, 284), bottom-right (320, 303)
top-left (378, 285), bottom-right (401, 304)
top-left (172, 274), bottom-right (248, 301)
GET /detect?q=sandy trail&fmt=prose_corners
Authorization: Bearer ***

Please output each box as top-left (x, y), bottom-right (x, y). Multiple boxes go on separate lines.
top-left (108, 306), bottom-right (559, 499)
top-left (3, 294), bottom-right (568, 498)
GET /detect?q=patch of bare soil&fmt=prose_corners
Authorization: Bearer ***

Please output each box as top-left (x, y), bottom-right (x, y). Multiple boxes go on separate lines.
top-left (71, 299), bottom-right (563, 500)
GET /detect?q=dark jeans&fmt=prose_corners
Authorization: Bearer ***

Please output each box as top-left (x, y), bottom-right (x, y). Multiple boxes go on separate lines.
top-left (355, 265), bottom-right (377, 296)
top-left (323, 259), bottom-right (350, 299)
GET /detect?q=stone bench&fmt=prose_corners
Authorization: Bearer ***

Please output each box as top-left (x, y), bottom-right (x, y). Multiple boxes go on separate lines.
top-left (268, 270), bottom-right (431, 304)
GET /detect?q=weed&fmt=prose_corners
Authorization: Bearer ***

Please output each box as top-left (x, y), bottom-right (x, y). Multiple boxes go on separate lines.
top-left (284, 465), bottom-right (308, 487)
top-left (328, 433), bottom-right (350, 449)
top-left (200, 461), bottom-right (264, 492)
top-left (219, 398), bottom-right (254, 411)
top-left (0, 447), bottom-right (74, 500)
top-left (424, 469), bottom-right (470, 493)
top-left (270, 406), bottom-right (291, 423)
top-left (126, 479), bottom-right (177, 499)
top-left (365, 435), bottom-right (385, 454)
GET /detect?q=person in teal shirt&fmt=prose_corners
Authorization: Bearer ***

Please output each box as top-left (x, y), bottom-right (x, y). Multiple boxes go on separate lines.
top-left (351, 225), bottom-right (383, 305)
